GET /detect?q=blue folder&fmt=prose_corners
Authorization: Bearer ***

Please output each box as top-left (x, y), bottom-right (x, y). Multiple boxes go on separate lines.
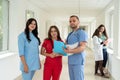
top-left (53, 40), bottom-right (67, 56)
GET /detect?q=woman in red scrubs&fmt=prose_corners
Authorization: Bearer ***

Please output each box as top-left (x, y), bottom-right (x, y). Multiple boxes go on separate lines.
top-left (41, 25), bottom-right (62, 80)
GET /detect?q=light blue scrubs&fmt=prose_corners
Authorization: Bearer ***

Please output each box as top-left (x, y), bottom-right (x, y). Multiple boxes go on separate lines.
top-left (67, 29), bottom-right (88, 80)
top-left (18, 32), bottom-right (40, 80)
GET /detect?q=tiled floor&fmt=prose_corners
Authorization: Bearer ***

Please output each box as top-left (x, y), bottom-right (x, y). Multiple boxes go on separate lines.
top-left (16, 48), bottom-right (112, 80)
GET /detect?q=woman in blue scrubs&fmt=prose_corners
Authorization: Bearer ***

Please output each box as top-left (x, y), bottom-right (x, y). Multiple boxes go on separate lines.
top-left (18, 18), bottom-right (41, 80)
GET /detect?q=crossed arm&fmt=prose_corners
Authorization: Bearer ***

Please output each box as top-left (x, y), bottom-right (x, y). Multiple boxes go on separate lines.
top-left (63, 41), bottom-right (87, 54)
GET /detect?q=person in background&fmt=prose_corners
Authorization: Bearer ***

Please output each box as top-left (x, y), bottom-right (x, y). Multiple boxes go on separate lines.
top-left (97, 24), bottom-right (109, 73)
top-left (18, 18), bottom-right (41, 80)
top-left (64, 15), bottom-right (88, 80)
top-left (41, 25), bottom-right (63, 80)
top-left (92, 28), bottom-right (109, 78)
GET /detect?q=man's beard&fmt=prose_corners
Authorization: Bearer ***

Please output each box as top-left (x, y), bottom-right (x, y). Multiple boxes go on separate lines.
top-left (70, 25), bottom-right (77, 29)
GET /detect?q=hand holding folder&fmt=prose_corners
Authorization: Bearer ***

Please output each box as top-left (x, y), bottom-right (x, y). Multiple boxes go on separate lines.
top-left (53, 40), bottom-right (79, 56)
top-left (53, 40), bottom-right (67, 56)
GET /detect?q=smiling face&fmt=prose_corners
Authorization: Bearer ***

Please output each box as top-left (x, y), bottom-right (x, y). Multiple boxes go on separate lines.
top-left (50, 27), bottom-right (58, 39)
top-left (99, 26), bottom-right (105, 33)
top-left (48, 26), bottom-right (61, 40)
top-left (28, 20), bottom-right (36, 31)
top-left (69, 16), bottom-right (80, 29)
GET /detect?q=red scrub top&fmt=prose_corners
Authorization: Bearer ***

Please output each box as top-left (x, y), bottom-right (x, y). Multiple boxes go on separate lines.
top-left (42, 39), bottom-right (62, 64)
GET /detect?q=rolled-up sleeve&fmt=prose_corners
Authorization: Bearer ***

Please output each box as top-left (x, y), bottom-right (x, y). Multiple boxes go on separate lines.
top-left (42, 40), bottom-right (47, 48)
top-left (78, 30), bottom-right (88, 42)
top-left (18, 35), bottom-right (25, 56)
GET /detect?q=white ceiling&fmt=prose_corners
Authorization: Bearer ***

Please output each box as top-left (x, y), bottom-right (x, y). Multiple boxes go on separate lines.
top-left (30, 0), bottom-right (112, 22)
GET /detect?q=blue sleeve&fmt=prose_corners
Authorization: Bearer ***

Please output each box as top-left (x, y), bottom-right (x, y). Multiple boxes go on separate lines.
top-left (18, 34), bottom-right (25, 56)
top-left (66, 32), bottom-right (73, 43)
top-left (77, 30), bottom-right (88, 42)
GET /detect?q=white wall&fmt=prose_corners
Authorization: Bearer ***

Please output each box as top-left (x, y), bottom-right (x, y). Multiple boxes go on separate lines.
top-left (0, 54), bottom-right (20, 80)
top-left (108, 0), bottom-right (120, 80)
top-left (96, 11), bottom-right (105, 28)
top-left (108, 54), bottom-right (120, 80)
top-left (0, 0), bottom-right (50, 80)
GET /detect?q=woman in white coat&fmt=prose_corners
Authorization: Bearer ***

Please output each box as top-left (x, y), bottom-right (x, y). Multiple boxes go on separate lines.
top-left (92, 29), bottom-right (108, 77)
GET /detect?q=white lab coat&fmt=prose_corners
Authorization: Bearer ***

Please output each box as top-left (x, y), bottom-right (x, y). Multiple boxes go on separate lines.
top-left (93, 36), bottom-right (103, 61)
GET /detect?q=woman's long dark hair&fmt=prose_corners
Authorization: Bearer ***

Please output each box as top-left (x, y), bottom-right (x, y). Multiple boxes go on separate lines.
top-left (24, 18), bottom-right (41, 45)
top-left (46, 25), bottom-right (62, 41)
top-left (92, 29), bottom-right (100, 38)
top-left (97, 24), bottom-right (108, 39)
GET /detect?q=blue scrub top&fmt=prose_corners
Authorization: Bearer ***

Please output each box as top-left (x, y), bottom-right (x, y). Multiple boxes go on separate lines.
top-left (67, 29), bottom-right (88, 65)
top-left (18, 32), bottom-right (40, 71)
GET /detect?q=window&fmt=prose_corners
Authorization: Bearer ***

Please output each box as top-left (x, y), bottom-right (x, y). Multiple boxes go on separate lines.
top-left (105, 6), bottom-right (114, 49)
top-left (0, 0), bottom-right (9, 52)
top-left (108, 11), bottom-right (114, 49)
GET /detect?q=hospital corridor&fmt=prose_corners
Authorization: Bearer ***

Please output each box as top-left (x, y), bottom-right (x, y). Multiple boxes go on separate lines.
top-left (0, 0), bottom-right (120, 80)
top-left (15, 48), bottom-right (111, 80)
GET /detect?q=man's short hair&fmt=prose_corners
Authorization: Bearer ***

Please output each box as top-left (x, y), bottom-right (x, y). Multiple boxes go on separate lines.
top-left (70, 15), bottom-right (79, 21)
